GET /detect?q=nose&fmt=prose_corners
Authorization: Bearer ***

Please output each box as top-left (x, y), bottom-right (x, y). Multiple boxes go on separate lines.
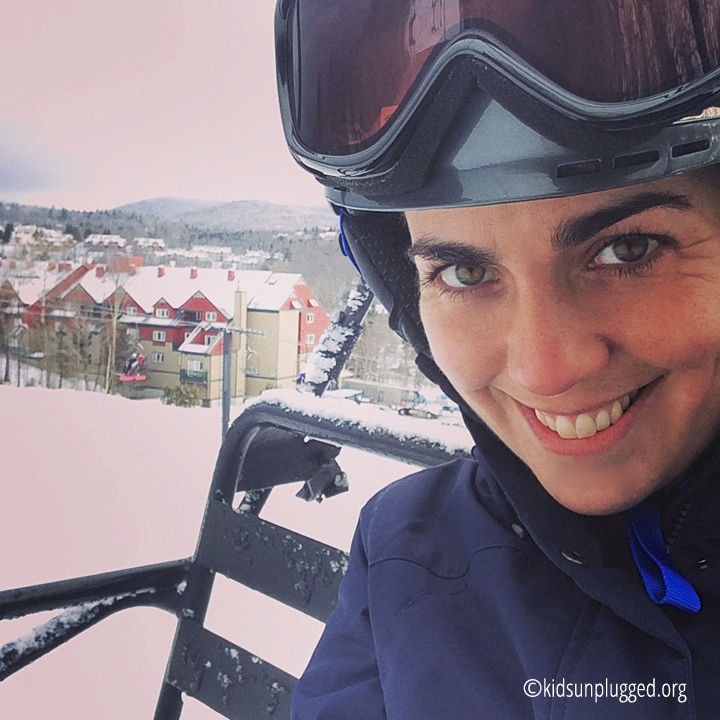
top-left (505, 286), bottom-right (611, 398)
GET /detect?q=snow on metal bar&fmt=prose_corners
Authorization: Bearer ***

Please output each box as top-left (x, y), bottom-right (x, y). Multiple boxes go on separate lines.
top-left (300, 279), bottom-right (374, 396)
top-left (244, 389), bottom-right (473, 457)
top-left (0, 588), bottom-right (157, 679)
top-left (197, 499), bottom-right (347, 622)
top-left (167, 621), bottom-right (295, 719)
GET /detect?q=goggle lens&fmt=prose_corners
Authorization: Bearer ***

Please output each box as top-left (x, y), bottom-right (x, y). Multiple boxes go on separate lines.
top-left (289, 0), bottom-right (720, 156)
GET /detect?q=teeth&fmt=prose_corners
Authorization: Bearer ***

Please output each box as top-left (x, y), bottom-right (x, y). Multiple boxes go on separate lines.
top-left (556, 416), bottom-right (577, 439)
top-left (575, 414), bottom-right (597, 439)
top-left (595, 409), bottom-right (611, 431)
top-left (534, 392), bottom-right (637, 440)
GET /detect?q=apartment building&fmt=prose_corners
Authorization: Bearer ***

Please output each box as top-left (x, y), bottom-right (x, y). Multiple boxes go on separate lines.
top-left (1, 261), bottom-right (329, 402)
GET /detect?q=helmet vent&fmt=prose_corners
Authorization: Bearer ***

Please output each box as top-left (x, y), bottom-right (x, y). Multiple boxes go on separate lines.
top-left (613, 149), bottom-right (660, 169)
top-left (671, 138), bottom-right (710, 158)
top-left (556, 159), bottom-right (601, 179)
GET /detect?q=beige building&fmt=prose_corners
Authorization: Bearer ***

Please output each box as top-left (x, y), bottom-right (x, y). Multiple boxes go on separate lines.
top-left (5, 264), bottom-right (329, 403)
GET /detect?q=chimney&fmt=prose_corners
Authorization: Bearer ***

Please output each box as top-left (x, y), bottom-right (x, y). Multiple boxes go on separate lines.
top-left (49, 263), bottom-right (57, 272)
top-left (158, 265), bottom-right (165, 278)
top-left (96, 266), bottom-right (105, 278)
top-left (190, 267), bottom-right (198, 280)
top-left (227, 269), bottom-right (235, 281)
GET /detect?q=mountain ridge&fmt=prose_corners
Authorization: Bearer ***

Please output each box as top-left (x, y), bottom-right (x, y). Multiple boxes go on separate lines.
top-left (114, 197), bottom-right (336, 233)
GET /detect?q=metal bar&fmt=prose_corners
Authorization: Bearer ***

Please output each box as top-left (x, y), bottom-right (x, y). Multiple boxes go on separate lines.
top-left (212, 403), bottom-right (465, 504)
top-left (197, 500), bottom-right (347, 622)
top-left (222, 328), bottom-right (232, 438)
top-left (0, 558), bottom-right (190, 620)
top-left (166, 621), bottom-right (295, 719)
top-left (0, 588), bottom-right (179, 681)
top-left (154, 682), bottom-right (184, 720)
top-left (300, 278), bottom-right (374, 397)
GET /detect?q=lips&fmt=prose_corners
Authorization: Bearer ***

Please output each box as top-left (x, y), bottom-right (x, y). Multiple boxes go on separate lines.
top-left (533, 389), bottom-right (641, 439)
top-left (514, 380), bottom-right (658, 457)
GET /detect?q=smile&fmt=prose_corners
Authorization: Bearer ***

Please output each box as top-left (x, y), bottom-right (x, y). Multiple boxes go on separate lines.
top-left (513, 379), bottom-right (660, 458)
top-left (533, 389), bottom-right (641, 439)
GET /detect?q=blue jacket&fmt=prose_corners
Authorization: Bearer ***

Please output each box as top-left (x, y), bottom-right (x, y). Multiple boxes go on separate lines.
top-left (291, 418), bottom-right (720, 719)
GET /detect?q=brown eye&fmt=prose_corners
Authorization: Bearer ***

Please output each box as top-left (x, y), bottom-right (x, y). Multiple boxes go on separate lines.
top-left (439, 264), bottom-right (488, 287)
top-left (595, 237), bottom-right (658, 265)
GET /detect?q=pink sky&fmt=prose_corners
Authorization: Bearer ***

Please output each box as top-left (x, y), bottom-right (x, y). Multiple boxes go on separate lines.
top-left (0, 0), bottom-right (324, 211)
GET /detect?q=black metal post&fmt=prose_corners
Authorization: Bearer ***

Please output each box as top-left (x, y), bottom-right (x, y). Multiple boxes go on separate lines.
top-left (300, 278), bottom-right (374, 398)
top-left (222, 329), bottom-right (232, 439)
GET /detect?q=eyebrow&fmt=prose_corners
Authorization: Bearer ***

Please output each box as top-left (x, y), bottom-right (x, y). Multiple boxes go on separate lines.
top-left (553, 191), bottom-right (693, 251)
top-left (407, 190), bottom-right (694, 265)
top-left (407, 236), bottom-right (500, 266)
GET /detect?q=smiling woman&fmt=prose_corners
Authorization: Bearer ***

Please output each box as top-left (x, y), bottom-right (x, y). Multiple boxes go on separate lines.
top-left (407, 172), bottom-right (720, 515)
top-left (276, 0), bottom-right (720, 718)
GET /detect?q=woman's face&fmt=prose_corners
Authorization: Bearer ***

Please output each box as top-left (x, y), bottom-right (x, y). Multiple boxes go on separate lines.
top-left (407, 170), bottom-right (720, 515)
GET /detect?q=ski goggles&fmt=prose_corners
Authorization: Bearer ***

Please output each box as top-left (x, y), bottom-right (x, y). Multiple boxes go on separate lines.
top-left (276, 0), bottom-right (720, 175)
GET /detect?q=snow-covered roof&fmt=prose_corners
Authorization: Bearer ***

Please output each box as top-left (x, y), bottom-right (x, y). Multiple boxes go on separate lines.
top-left (2, 262), bottom-right (78, 306)
top-left (247, 272), bottom-right (302, 312)
top-left (78, 266), bottom-right (303, 317)
top-left (178, 323), bottom-right (223, 355)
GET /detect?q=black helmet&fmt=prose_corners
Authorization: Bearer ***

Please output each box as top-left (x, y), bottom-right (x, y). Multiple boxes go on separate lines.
top-left (276, 0), bottom-right (720, 386)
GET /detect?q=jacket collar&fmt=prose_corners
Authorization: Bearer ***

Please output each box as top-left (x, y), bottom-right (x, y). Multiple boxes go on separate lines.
top-left (462, 412), bottom-right (720, 648)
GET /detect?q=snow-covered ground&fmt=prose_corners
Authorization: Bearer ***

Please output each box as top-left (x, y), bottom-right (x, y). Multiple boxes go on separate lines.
top-left (0, 385), bottom-right (472, 718)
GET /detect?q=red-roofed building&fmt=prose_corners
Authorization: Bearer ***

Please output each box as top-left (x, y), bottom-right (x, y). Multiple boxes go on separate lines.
top-left (2, 262), bottom-right (330, 402)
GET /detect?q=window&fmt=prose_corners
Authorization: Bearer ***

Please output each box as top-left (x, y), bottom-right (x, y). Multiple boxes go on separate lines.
top-left (306, 334), bottom-right (315, 345)
top-left (205, 311), bottom-right (217, 322)
top-left (188, 359), bottom-right (204, 372)
top-left (306, 313), bottom-right (314, 324)
top-left (155, 308), bottom-right (169, 318)
top-left (204, 334), bottom-right (214, 345)
top-left (126, 306), bottom-right (137, 315)
top-left (152, 352), bottom-right (165, 363)
top-left (184, 331), bottom-right (192, 340)
top-left (152, 330), bottom-right (166, 342)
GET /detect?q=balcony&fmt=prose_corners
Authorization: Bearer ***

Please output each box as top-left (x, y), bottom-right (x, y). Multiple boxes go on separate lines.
top-left (180, 369), bottom-right (208, 384)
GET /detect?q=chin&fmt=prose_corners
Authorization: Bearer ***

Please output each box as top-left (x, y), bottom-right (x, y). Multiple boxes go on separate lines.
top-left (534, 463), bottom-right (668, 516)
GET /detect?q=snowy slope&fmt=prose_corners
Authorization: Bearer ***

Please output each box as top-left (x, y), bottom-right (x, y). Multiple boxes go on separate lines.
top-left (0, 386), bottom-right (472, 718)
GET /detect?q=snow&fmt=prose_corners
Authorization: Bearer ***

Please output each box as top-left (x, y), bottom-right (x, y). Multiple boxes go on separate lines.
top-left (301, 325), bottom-right (355, 386)
top-left (0, 384), bottom-right (472, 717)
top-left (248, 389), bottom-right (472, 454)
top-left (0, 589), bottom-right (157, 675)
top-left (300, 282), bottom-right (374, 390)
top-left (77, 266), bottom-right (302, 317)
top-left (1, 262), bottom-right (76, 307)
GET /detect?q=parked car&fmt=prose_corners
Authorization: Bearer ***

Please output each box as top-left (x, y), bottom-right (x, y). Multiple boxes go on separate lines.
top-left (398, 402), bottom-right (443, 419)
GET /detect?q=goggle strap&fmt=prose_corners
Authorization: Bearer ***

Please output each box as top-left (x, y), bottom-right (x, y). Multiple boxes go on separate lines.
top-left (338, 209), bottom-right (363, 276)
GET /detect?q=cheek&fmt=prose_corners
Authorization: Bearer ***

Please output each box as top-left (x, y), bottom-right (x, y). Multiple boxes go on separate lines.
top-left (420, 298), bottom-right (503, 389)
top-left (616, 286), bottom-right (720, 368)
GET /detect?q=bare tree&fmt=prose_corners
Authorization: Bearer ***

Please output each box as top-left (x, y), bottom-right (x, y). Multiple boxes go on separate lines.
top-left (103, 266), bottom-right (131, 393)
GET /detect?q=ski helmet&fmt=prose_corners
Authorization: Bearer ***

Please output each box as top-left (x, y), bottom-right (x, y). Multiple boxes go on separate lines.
top-left (275, 0), bottom-right (720, 385)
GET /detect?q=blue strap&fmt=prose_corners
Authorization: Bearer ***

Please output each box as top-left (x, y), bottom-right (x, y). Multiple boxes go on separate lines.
top-left (627, 501), bottom-right (701, 613)
top-left (338, 209), bottom-right (363, 276)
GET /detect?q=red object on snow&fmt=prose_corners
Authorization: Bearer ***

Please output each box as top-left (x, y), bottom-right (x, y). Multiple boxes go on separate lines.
top-left (119, 374), bottom-right (147, 383)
